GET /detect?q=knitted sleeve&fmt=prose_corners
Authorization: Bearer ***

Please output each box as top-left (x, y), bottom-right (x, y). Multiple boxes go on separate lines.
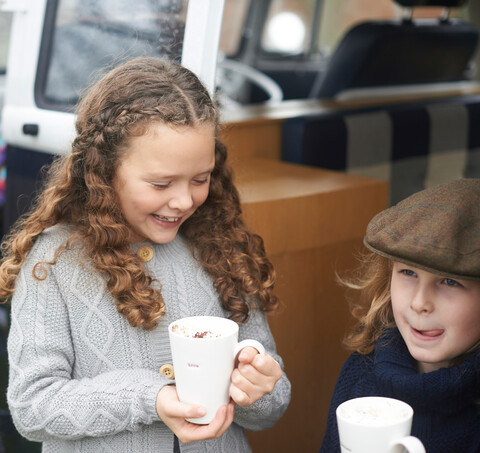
top-left (232, 308), bottom-right (291, 431)
top-left (7, 233), bottom-right (168, 442)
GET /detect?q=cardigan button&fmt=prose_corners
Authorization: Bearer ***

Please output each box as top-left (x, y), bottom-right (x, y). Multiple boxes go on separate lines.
top-left (137, 246), bottom-right (154, 262)
top-left (159, 364), bottom-right (175, 379)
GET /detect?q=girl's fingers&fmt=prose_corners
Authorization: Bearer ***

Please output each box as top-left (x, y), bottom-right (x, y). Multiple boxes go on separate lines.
top-left (238, 350), bottom-right (282, 380)
top-left (157, 386), bottom-right (205, 419)
top-left (229, 354), bottom-right (283, 406)
top-left (209, 402), bottom-right (235, 437)
top-left (237, 362), bottom-right (265, 384)
top-left (222, 402), bottom-right (235, 430)
top-left (230, 368), bottom-right (266, 406)
top-left (176, 404), bottom-right (207, 420)
top-left (229, 381), bottom-right (253, 407)
top-left (232, 365), bottom-right (266, 392)
top-left (178, 404), bottom-right (234, 443)
top-left (234, 359), bottom-right (280, 392)
top-left (157, 387), bottom-right (235, 443)
top-left (237, 346), bottom-right (259, 364)
top-left (251, 353), bottom-right (282, 377)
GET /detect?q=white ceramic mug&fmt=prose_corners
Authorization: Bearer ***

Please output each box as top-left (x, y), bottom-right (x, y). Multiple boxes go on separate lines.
top-left (336, 397), bottom-right (426, 453)
top-left (168, 315), bottom-right (265, 424)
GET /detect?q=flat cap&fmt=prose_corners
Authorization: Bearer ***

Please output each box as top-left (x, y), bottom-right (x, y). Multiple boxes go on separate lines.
top-left (364, 178), bottom-right (480, 281)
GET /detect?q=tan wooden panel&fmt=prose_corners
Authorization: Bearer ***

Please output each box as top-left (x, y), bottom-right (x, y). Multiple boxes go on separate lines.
top-left (220, 121), bottom-right (282, 160)
top-left (235, 158), bottom-right (387, 255)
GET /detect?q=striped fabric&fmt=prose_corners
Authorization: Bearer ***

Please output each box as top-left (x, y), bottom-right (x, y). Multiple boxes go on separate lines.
top-left (282, 95), bottom-right (480, 205)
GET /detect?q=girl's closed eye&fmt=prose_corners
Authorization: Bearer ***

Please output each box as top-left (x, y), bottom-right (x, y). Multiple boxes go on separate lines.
top-left (193, 174), bottom-right (211, 185)
top-left (152, 182), bottom-right (171, 190)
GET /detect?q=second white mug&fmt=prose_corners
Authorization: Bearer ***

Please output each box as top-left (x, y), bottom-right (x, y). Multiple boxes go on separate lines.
top-left (336, 396), bottom-right (426, 453)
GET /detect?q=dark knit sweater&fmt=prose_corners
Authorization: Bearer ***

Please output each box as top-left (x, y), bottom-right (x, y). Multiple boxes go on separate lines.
top-left (320, 328), bottom-right (480, 453)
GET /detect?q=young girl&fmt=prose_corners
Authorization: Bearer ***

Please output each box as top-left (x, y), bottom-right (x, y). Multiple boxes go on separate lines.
top-left (320, 178), bottom-right (480, 453)
top-left (0, 57), bottom-right (291, 453)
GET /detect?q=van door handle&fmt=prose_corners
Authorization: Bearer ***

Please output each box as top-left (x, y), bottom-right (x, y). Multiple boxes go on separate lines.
top-left (23, 124), bottom-right (39, 136)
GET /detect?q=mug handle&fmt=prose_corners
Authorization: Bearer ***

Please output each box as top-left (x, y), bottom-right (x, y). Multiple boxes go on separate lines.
top-left (234, 339), bottom-right (265, 357)
top-left (390, 436), bottom-right (426, 453)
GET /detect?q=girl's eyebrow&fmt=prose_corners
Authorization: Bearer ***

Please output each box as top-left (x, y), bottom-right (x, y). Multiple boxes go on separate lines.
top-left (144, 168), bottom-right (214, 179)
top-left (142, 171), bottom-right (171, 179)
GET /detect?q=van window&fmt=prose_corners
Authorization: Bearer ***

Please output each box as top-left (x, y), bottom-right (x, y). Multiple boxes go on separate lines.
top-left (37, 0), bottom-right (188, 110)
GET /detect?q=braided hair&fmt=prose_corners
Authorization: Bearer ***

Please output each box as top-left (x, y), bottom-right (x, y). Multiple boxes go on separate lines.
top-left (0, 57), bottom-right (278, 329)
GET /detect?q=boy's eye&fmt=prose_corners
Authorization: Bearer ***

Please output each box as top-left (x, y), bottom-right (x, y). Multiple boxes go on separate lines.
top-left (401, 269), bottom-right (416, 277)
top-left (443, 278), bottom-right (461, 287)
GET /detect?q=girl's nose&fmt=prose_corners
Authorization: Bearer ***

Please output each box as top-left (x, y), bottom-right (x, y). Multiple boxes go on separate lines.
top-left (410, 286), bottom-right (434, 314)
top-left (168, 186), bottom-right (194, 211)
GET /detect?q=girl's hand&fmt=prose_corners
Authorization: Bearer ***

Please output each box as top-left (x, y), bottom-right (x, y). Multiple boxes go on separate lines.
top-left (156, 386), bottom-right (235, 443)
top-left (229, 346), bottom-right (283, 407)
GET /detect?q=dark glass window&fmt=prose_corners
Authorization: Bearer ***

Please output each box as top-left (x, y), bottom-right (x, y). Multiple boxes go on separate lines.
top-left (37, 0), bottom-right (188, 110)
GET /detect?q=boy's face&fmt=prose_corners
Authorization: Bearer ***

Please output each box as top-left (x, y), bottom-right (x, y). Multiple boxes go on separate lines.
top-left (113, 123), bottom-right (216, 244)
top-left (391, 262), bottom-right (480, 373)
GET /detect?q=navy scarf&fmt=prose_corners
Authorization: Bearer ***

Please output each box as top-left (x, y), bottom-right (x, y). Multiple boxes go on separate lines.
top-left (374, 329), bottom-right (480, 414)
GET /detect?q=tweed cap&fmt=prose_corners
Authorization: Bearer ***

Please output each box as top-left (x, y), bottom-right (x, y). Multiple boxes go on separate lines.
top-left (364, 178), bottom-right (480, 281)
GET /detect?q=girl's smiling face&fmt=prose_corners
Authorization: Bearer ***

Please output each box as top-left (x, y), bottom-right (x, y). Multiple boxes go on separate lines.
top-left (391, 262), bottom-right (480, 373)
top-left (114, 123), bottom-right (216, 244)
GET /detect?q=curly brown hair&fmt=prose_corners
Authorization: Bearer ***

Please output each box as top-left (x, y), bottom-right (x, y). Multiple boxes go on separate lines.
top-left (0, 57), bottom-right (278, 330)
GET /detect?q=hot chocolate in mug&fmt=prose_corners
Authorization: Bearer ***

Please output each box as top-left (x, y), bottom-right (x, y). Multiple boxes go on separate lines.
top-left (336, 396), bottom-right (426, 453)
top-left (168, 315), bottom-right (265, 424)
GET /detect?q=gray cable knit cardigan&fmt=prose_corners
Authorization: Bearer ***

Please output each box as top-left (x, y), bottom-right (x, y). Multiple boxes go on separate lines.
top-left (7, 225), bottom-right (291, 453)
